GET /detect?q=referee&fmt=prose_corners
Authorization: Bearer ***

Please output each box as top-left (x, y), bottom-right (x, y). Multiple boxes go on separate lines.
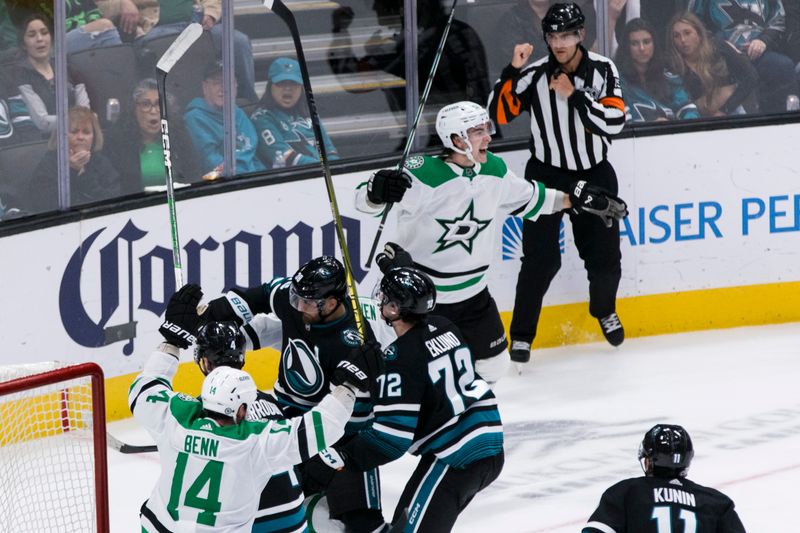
top-left (487, 3), bottom-right (626, 363)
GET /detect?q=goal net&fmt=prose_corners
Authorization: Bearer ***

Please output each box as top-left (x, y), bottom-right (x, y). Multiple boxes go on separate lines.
top-left (0, 362), bottom-right (109, 532)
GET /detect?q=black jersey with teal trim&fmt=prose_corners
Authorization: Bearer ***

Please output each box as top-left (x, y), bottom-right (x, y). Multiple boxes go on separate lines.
top-left (340, 315), bottom-right (503, 470)
top-left (247, 391), bottom-right (307, 533)
top-left (583, 476), bottom-right (746, 533)
top-left (260, 277), bottom-right (374, 435)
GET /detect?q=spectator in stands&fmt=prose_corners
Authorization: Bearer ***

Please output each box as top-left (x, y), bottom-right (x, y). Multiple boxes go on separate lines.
top-left (0, 72), bottom-right (40, 219)
top-left (615, 18), bottom-right (700, 122)
top-left (184, 61), bottom-right (265, 176)
top-left (251, 57), bottom-right (338, 169)
top-left (690, 0), bottom-right (798, 113)
top-left (106, 78), bottom-right (200, 194)
top-left (0, 2), bottom-right (17, 62)
top-left (491, 1), bottom-right (597, 77)
top-left (0, 69), bottom-right (39, 147)
top-left (13, 14), bottom-right (91, 134)
top-left (64, 0), bottom-right (134, 54)
top-left (329, 0), bottom-right (491, 120)
top-left (27, 106), bottom-right (120, 213)
top-left (667, 12), bottom-right (758, 116)
top-left (134, 0), bottom-right (257, 102)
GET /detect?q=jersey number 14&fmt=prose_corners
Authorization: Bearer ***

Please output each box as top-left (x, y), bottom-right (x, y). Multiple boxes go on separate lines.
top-left (167, 452), bottom-right (224, 526)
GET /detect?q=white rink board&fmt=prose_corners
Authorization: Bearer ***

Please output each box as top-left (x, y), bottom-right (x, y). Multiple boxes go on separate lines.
top-left (1, 122), bottom-right (799, 377)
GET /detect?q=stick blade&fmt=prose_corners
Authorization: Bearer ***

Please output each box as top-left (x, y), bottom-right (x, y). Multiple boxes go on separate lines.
top-left (156, 22), bottom-right (204, 75)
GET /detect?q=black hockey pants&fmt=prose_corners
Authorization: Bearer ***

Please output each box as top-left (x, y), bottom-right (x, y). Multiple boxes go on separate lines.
top-left (509, 157), bottom-right (622, 345)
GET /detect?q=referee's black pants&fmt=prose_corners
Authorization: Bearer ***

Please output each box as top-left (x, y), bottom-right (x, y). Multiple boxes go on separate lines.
top-left (509, 157), bottom-right (622, 345)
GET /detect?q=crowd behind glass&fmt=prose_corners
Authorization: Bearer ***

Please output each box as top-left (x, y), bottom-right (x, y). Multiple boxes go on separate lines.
top-left (1, 0), bottom-right (798, 219)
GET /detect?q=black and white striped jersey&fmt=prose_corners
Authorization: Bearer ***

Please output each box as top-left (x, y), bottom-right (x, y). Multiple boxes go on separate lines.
top-left (488, 47), bottom-right (626, 170)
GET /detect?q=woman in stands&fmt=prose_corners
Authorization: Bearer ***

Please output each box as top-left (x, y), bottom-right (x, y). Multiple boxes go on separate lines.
top-left (27, 106), bottom-right (119, 213)
top-left (666, 12), bottom-right (758, 117)
top-left (614, 18), bottom-right (699, 123)
top-left (105, 78), bottom-right (200, 195)
top-left (251, 57), bottom-right (339, 169)
top-left (13, 14), bottom-right (90, 134)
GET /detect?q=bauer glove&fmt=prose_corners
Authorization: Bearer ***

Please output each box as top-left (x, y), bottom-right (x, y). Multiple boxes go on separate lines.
top-left (367, 168), bottom-right (411, 204)
top-left (375, 242), bottom-right (414, 274)
top-left (568, 180), bottom-right (629, 228)
top-left (159, 284), bottom-right (203, 349)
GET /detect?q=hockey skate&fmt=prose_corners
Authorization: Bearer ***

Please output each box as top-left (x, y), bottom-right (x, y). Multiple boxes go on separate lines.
top-left (509, 340), bottom-right (532, 363)
top-left (599, 312), bottom-right (624, 346)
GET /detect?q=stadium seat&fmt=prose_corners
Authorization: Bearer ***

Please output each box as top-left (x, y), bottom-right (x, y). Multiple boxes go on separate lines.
top-left (68, 44), bottom-right (138, 127)
top-left (136, 30), bottom-right (217, 111)
top-left (0, 139), bottom-right (49, 214)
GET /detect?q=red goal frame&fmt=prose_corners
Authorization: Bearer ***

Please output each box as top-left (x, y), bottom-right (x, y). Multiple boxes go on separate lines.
top-left (0, 362), bottom-right (109, 533)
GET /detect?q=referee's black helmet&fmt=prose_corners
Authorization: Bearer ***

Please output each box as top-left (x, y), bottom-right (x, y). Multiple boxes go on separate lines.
top-left (541, 3), bottom-right (585, 37)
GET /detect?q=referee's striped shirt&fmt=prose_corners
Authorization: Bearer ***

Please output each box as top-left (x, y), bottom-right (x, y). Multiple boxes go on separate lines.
top-left (488, 47), bottom-right (626, 171)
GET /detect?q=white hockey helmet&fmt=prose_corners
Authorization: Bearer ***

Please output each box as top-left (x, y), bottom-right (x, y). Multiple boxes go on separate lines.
top-left (201, 366), bottom-right (258, 422)
top-left (435, 101), bottom-right (495, 163)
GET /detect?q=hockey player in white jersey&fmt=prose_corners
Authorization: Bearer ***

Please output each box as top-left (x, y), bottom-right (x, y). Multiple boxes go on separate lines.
top-left (355, 101), bottom-right (627, 378)
top-left (130, 284), bottom-right (383, 532)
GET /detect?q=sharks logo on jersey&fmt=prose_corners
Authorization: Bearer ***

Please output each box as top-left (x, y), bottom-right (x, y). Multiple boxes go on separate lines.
top-left (435, 200), bottom-right (492, 253)
top-left (341, 328), bottom-right (362, 348)
top-left (281, 338), bottom-right (324, 397)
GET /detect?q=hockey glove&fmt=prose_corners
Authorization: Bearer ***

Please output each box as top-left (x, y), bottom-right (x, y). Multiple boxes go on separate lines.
top-left (332, 340), bottom-right (385, 394)
top-left (303, 447), bottom-right (347, 493)
top-left (367, 168), bottom-right (411, 204)
top-left (375, 242), bottom-right (414, 274)
top-left (568, 180), bottom-right (629, 228)
top-left (202, 289), bottom-right (256, 326)
top-left (159, 284), bottom-right (203, 349)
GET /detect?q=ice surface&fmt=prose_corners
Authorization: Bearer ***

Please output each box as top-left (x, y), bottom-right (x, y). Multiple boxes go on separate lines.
top-left (109, 323), bottom-right (800, 532)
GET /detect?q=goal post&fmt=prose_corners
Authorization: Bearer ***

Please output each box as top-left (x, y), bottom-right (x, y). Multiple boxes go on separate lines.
top-left (0, 362), bottom-right (109, 533)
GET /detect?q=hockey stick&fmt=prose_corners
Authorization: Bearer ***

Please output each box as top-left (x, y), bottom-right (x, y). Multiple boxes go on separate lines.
top-left (107, 432), bottom-right (157, 454)
top-left (364, 0), bottom-right (459, 268)
top-left (263, 0), bottom-right (368, 339)
top-left (155, 22), bottom-right (204, 289)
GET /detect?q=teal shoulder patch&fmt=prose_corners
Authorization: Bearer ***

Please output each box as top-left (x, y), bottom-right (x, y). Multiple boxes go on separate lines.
top-left (404, 156), bottom-right (458, 188)
top-left (479, 152), bottom-right (507, 178)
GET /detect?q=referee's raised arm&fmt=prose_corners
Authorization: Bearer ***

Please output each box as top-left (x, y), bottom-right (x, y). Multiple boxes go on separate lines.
top-left (487, 43), bottom-right (537, 126)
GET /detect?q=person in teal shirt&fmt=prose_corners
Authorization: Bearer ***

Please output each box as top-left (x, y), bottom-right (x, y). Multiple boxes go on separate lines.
top-left (184, 61), bottom-right (265, 176)
top-left (251, 57), bottom-right (339, 169)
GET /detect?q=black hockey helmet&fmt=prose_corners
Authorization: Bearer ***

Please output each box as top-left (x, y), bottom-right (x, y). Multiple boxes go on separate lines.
top-left (194, 321), bottom-right (245, 373)
top-left (638, 424), bottom-right (694, 478)
top-left (291, 256), bottom-right (347, 301)
top-left (541, 3), bottom-right (585, 37)
top-left (374, 267), bottom-right (436, 321)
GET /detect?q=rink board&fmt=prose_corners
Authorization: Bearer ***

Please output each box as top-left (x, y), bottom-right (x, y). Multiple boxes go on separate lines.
top-left (1, 122), bottom-right (799, 420)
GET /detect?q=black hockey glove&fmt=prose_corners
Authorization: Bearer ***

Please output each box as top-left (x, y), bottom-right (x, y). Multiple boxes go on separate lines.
top-left (375, 242), bottom-right (414, 274)
top-left (302, 447), bottom-right (347, 494)
top-left (367, 168), bottom-right (411, 204)
top-left (332, 340), bottom-right (385, 394)
top-left (159, 284), bottom-right (203, 349)
top-left (202, 288), bottom-right (257, 326)
top-left (568, 180), bottom-right (629, 228)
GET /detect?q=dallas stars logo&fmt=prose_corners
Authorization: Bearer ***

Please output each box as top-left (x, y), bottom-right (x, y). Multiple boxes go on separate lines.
top-left (434, 201), bottom-right (491, 253)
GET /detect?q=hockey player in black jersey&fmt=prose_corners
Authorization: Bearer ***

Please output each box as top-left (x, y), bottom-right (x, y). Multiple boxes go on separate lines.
top-left (303, 267), bottom-right (504, 533)
top-left (193, 321), bottom-right (308, 533)
top-left (201, 257), bottom-right (386, 533)
top-left (582, 424), bottom-right (747, 533)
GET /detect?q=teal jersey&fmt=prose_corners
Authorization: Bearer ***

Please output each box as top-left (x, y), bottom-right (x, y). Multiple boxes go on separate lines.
top-left (251, 107), bottom-right (338, 169)
top-left (341, 315), bottom-right (503, 470)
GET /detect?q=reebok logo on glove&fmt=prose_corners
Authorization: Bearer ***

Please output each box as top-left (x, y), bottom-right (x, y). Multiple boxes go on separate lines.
top-left (336, 360), bottom-right (367, 381)
top-left (161, 321), bottom-right (196, 345)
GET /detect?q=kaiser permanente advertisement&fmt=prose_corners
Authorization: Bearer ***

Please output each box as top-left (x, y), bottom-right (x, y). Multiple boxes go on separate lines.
top-left (0, 123), bottom-right (798, 384)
